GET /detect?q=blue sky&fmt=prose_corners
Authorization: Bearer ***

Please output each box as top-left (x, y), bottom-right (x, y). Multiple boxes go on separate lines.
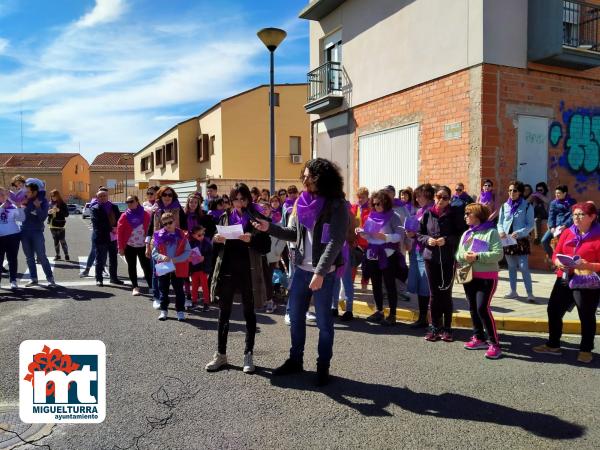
top-left (0, 0), bottom-right (310, 162)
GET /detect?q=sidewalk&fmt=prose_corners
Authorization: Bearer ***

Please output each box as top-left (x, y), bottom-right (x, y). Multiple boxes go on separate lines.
top-left (346, 269), bottom-right (599, 334)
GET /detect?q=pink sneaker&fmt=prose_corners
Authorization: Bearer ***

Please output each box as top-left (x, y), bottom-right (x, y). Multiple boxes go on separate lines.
top-left (464, 336), bottom-right (488, 350)
top-left (485, 343), bottom-right (502, 359)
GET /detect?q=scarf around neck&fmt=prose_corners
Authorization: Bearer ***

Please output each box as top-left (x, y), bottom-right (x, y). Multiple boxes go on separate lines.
top-left (156, 199), bottom-right (181, 215)
top-left (208, 209), bottom-right (225, 221)
top-left (507, 197), bottom-right (522, 216)
top-left (416, 202), bottom-right (433, 221)
top-left (283, 197), bottom-right (296, 214)
top-left (228, 208), bottom-right (250, 229)
top-left (431, 204), bottom-right (449, 217)
top-left (479, 190), bottom-right (493, 204)
top-left (126, 205), bottom-right (145, 229)
top-left (154, 228), bottom-right (181, 247)
top-left (462, 220), bottom-right (495, 243)
top-left (364, 210), bottom-right (394, 234)
top-left (567, 222), bottom-right (600, 250)
top-left (296, 191), bottom-right (325, 229)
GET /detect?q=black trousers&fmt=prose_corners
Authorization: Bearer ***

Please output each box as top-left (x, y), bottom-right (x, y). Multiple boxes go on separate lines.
top-left (0, 232), bottom-right (21, 282)
top-left (547, 278), bottom-right (600, 352)
top-left (96, 241), bottom-right (118, 282)
top-left (425, 260), bottom-right (455, 330)
top-left (158, 273), bottom-right (185, 312)
top-left (215, 269), bottom-right (256, 355)
top-left (124, 245), bottom-right (152, 288)
top-left (463, 277), bottom-right (499, 344)
top-left (367, 253), bottom-right (398, 316)
top-left (50, 228), bottom-right (69, 257)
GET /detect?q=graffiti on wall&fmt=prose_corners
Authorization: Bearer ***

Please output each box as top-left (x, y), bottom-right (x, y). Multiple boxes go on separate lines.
top-left (548, 101), bottom-right (600, 193)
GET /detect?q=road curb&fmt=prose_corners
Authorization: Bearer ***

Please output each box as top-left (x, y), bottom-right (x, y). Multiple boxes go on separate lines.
top-left (340, 300), bottom-right (593, 334)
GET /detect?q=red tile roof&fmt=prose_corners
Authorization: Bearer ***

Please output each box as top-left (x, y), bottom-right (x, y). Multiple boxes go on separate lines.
top-left (0, 153), bottom-right (79, 169)
top-left (90, 152), bottom-right (134, 168)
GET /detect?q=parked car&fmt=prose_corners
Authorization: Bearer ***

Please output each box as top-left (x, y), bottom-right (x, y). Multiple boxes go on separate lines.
top-left (114, 202), bottom-right (127, 213)
top-left (82, 203), bottom-right (92, 219)
top-left (67, 204), bottom-right (83, 215)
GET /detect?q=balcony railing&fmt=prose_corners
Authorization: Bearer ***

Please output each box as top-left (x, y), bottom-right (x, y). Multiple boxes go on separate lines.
top-left (307, 61), bottom-right (343, 103)
top-left (563, 0), bottom-right (600, 52)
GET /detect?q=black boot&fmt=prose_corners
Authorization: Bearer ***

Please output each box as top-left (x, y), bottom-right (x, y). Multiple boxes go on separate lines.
top-left (410, 296), bottom-right (429, 328)
top-left (272, 358), bottom-right (303, 376)
top-left (316, 363), bottom-right (330, 387)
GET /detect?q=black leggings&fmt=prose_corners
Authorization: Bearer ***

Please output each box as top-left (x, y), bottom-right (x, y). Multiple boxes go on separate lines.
top-left (215, 270), bottom-right (256, 355)
top-left (0, 233), bottom-right (21, 282)
top-left (463, 277), bottom-right (499, 344)
top-left (124, 245), bottom-right (152, 288)
top-left (547, 278), bottom-right (600, 352)
top-left (425, 260), bottom-right (455, 330)
top-left (50, 228), bottom-right (69, 256)
top-left (367, 253), bottom-right (398, 316)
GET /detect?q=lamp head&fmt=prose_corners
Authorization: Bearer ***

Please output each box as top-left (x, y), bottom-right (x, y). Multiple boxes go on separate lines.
top-left (257, 27), bottom-right (287, 52)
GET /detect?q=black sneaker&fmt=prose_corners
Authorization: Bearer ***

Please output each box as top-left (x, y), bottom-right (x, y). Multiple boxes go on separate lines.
top-left (109, 279), bottom-right (125, 286)
top-left (202, 304), bottom-right (210, 312)
top-left (366, 311), bottom-right (384, 322)
top-left (80, 269), bottom-right (90, 278)
top-left (409, 318), bottom-right (429, 329)
top-left (381, 315), bottom-right (396, 326)
top-left (331, 308), bottom-right (339, 318)
top-left (340, 311), bottom-right (354, 322)
top-left (272, 359), bottom-right (304, 376)
top-left (65, 255), bottom-right (70, 261)
top-left (55, 255), bottom-right (61, 261)
top-left (316, 364), bottom-right (330, 387)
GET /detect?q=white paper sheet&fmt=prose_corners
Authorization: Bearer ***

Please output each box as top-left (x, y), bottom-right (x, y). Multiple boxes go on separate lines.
top-left (500, 236), bottom-right (517, 247)
top-left (216, 224), bottom-right (245, 240)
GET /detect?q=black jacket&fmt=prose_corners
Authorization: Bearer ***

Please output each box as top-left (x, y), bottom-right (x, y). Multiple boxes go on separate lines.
top-left (417, 206), bottom-right (466, 264)
top-left (48, 202), bottom-right (69, 228)
top-left (91, 203), bottom-right (122, 245)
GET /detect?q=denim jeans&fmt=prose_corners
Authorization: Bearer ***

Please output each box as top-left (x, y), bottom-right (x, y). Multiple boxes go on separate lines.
top-left (540, 229), bottom-right (554, 259)
top-left (505, 254), bottom-right (533, 296)
top-left (288, 267), bottom-right (336, 368)
top-left (95, 241), bottom-right (118, 282)
top-left (332, 262), bottom-right (354, 312)
top-left (21, 229), bottom-right (53, 281)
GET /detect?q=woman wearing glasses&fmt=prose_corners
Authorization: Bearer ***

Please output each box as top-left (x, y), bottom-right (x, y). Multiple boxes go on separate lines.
top-left (533, 202), bottom-right (600, 364)
top-left (476, 179), bottom-right (498, 222)
top-left (117, 195), bottom-right (153, 296)
top-left (497, 180), bottom-right (535, 301)
top-left (205, 183), bottom-right (270, 375)
top-left (143, 186), bottom-right (159, 211)
top-left (417, 186), bottom-right (467, 342)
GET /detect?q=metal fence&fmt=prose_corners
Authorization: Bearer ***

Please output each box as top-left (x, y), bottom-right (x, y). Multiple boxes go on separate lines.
top-left (563, 0), bottom-right (600, 51)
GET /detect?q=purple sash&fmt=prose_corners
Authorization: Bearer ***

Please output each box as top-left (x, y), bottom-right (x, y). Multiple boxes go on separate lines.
top-left (363, 210), bottom-right (394, 234)
top-left (462, 221), bottom-right (495, 244)
top-left (125, 205), bottom-right (145, 228)
top-left (228, 208), bottom-right (250, 228)
top-left (154, 228), bottom-right (181, 247)
top-left (296, 191), bottom-right (325, 229)
top-left (566, 223), bottom-right (600, 250)
top-left (507, 198), bottom-right (522, 217)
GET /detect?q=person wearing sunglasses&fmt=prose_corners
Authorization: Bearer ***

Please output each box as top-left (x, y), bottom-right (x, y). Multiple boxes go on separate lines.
top-left (417, 185), bottom-right (467, 342)
top-left (117, 195), bottom-right (152, 296)
top-left (497, 180), bottom-right (535, 301)
top-left (91, 189), bottom-right (122, 287)
top-left (145, 186), bottom-right (187, 308)
top-left (205, 183), bottom-right (271, 375)
top-left (143, 186), bottom-right (159, 211)
top-left (451, 182), bottom-right (474, 211)
top-left (533, 202), bottom-right (600, 364)
top-left (475, 179), bottom-right (498, 222)
top-left (152, 212), bottom-right (191, 322)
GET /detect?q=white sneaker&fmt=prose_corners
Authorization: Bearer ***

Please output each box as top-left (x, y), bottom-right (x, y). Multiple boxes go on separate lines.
top-left (503, 291), bottom-right (519, 299)
top-left (243, 352), bottom-right (255, 373)
top-left (24, 280), bottom-right (38, 287)
top-left (152, 299), bottom-right (161, 310)
top-left (10, 281), bottom-right (17, 289)
top-left (132, 287), bottom-right (141, 296)
top-left (284, 313), bottom-right (291, 326)
top-left (306, 311), bottom-right (317, 322)
top-left (158, 310), bottom-right (168, 321)
top-left (185, 299), bottom-right (192, 309)
top-left (265, 300), bottom-right (274, 313)
top-left (205, 352), bottom-right (228, 372)
top-left (177, 311), bottom-right (185, 321)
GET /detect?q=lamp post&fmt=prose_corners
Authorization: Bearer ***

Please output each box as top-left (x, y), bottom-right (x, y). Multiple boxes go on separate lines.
top-left (123, 153), bottom-right (132, 199)
top-left (257, 27), bottom-right (286, 195)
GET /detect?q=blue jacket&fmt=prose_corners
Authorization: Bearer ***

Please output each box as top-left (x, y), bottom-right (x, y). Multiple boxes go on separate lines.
top-left (497, 200), bottom-right (534, 239)
top-left (548, 197), bottom-right (576, 229)
top-left (21, 198), bottom-right (49, 232)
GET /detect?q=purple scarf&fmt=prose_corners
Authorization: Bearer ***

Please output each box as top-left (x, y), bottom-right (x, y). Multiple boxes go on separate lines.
top-left (186, 212), bottom-right (200, 232)
top-left (364, 210), bottom-right (394, 234)
top-left (283, 198), bottom-right (295, 214)
top-left (566, 223), bottom-right (600, 250)
top-left (9, 188), bottom-right (26, 205)
top-left (156, 199), bottom-right (182, 215)
top-left (392, 198), bottom-right (404, 208)
top-left (153, 228), bottom-right (181, 247)
top-left (296, 191), bottom-right (325, 229)
top-left (479, 190), bottom-right (493, 204)
top-left (228, 208), bottom-right (250, 228)
top-left (507, 198), bottom-right (522, 216)
top-left (462, 221), bottom-right (495, 244)
top-left (100, 201), bottom-right (114, 216)
top-left (272, 207), bottom-right (282, 224)
top-left (208, 209), bottom-right (225, 221)
top-left (416, 202), bottom-right (433, 221)
top-left (125, 205), bottom-right (145, 229)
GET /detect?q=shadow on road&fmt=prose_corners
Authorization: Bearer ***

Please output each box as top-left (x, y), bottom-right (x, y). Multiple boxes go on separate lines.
top-left (260, 372), bottom-right (586, 440)
top-left (0, 285), bottom-right (114, 302)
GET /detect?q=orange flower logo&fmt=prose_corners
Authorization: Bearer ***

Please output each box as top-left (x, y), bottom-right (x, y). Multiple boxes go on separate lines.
top-left (23, 345), bottom-right (80, 396)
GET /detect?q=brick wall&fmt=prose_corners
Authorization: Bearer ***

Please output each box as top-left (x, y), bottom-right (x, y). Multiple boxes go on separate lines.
top-left (351, 68), bottom-right (475, 194)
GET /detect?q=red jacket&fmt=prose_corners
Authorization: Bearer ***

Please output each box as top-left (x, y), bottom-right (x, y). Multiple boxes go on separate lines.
top-left (157, 229), bottom-right (189, 278)
top-left (350, 202), bottom-right (370, 249)
top-left (552, 225), bottom-right (600, 278)
top-left (117, 211), bottom-right (151, 252)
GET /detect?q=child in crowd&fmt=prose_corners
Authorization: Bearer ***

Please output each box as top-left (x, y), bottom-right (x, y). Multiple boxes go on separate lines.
top-left (9, 175), bottom-right (27, 206)
top-left (152, 212), bottom-right (191, 322)
top-left (188, 225), bottom-right (213, 312)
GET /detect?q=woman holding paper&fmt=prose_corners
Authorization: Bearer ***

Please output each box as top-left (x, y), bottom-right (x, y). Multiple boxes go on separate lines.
top-left (205, 183), bottom-right (271, 374)
top-left (497, 181), bottom-right (535, 301)
top-left (533, 202), bottom-right (600, 364)
top-left (456, 203), bottom-right (503, 359)
top-left (359, 190), bottom-right (409, 326)
top-left (0, 186), bottom-right (25, 289)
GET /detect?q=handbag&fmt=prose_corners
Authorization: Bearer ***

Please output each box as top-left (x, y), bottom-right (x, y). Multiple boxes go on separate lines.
top-left (569, 270), bottom-right (600, 290)
top-left (503, 237), bottom-right (531, 256)
top-left (455, 263), bottom-right (473, 284)
top-left (350, 246), bottom-right (364, 268)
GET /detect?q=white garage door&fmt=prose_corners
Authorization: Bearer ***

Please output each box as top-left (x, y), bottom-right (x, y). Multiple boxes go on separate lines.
top-left (358, 123), bottom-right (419, 193)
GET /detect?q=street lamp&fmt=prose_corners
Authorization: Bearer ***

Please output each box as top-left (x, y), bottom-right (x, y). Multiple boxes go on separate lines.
top-left (123, 153), bottom-right (132, 198)
top-left (257, 27), bottom-right (286, 195)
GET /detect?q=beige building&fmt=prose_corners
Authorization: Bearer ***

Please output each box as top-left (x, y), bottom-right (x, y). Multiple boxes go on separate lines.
top-left (134, 84), bottom-right (310, 193)
top-left (89, 152), bottom-right (135, 201)
top-left (0, 153), bottom-right (90, 202)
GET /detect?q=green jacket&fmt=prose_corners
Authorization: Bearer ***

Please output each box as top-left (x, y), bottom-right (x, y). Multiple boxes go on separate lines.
top-left (455, 228), bottom-right (503, 273)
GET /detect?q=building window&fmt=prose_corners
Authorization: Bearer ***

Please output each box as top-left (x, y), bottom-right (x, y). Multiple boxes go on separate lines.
top-left (141, 154), bottom-right (154, 172)
top-left (210, 135), bottom-right (216, 155)
top-left (69, 181), bottom-right (74, 191)
top-left (75, 164), bottom-right (79, 174)
top-left (155, 146), bottom-right (164, 168)
top-left (268, 92), bottom-right (280, 107)
top-left (197, 134), bottom-right (209, 162)
top-left (290, 136), bottom-right (301, 155)
top-left (77, 181), bottom-right (84, 192)
top-left (165, 139), bottom-right (178, 164)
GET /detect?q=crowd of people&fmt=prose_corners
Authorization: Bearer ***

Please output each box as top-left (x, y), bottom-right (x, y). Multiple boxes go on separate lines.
top-left (1, 158), bottom-right (598, 386)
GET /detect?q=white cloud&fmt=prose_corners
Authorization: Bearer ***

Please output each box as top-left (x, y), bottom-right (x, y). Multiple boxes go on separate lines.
top-left (75, 0), bottom-right (126, 29)
top-left (0, 37), bottom-right (8, 54)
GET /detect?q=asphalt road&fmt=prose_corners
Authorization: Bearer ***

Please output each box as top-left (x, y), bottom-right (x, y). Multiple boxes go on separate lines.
top-left (1, 216), bottom-right (599, 449)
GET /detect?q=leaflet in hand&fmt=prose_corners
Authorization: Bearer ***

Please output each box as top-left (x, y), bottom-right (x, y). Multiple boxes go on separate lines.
top-left (555, 254), bottom-right (581, 268)
top-left (190, 247), bottom-right (202, 264)
top-left (470, 238), bottom-right (489, 253)
top-left (216, 224), bottom-right (244, 240)
top-left (500, 235), bottom-right (517, 247)
top-left (553, 226), bottom-right (565, 238)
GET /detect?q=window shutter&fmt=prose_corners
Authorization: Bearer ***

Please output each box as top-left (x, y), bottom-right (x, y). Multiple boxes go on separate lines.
top-left (199, 134), bottom-right (209, 162)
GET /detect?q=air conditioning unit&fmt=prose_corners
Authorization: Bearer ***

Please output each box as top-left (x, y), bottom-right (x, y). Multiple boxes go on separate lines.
top-left (291, 154), bottom-right (302, 164)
